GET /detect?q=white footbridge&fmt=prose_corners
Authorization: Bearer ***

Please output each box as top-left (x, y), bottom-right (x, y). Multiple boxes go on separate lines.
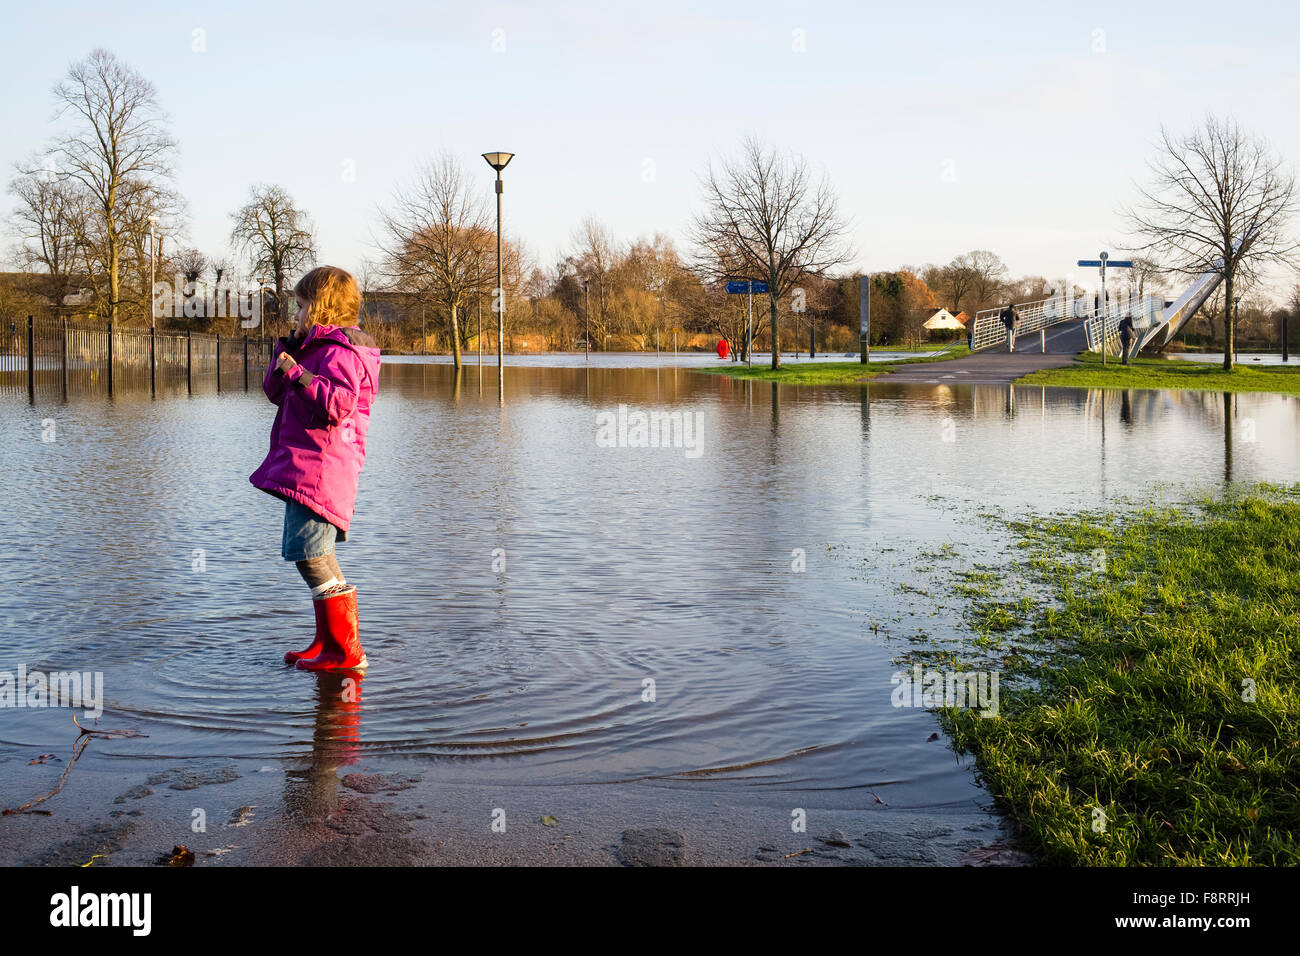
top-left (968, 238), bottom-right (1248, 356)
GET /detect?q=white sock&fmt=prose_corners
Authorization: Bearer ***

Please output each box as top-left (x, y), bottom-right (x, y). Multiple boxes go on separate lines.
top-left (310, 576), bottom-right (340, 598)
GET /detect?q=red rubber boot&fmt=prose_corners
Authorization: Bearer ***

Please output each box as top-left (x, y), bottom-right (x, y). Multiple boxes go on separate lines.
top-left (283, 595), bottom-right (332, 665)
top-left (296, 586), bottom-right (368, 671)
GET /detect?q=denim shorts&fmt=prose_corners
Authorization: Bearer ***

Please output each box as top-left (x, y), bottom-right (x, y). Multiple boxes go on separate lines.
top-left (281, 499), bottom-right (347, 561)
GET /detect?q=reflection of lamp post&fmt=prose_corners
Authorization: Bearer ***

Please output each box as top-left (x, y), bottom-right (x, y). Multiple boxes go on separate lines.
top-left (149, 215), bottom-right (159, 396)
top-left (481, 151), bottom-right (514, 384)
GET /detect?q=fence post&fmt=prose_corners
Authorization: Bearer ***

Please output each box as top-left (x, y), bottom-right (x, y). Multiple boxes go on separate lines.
top-left (61, 316), bottom-right (68, 399)
top-left (149, 326), bottom-right (156, 396)
top-left (216, 333), bottom-right (221, 393)
top-left (243, 334), bottom-right (249, 391)
top-left (186, 329), bottom-right (193, 395)
top-left (26, 315), bottom-right (34, 404)
top-left (107, 322), bottom-right (114, 396)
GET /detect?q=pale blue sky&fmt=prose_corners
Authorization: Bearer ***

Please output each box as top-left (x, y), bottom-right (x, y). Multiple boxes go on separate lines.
top-left (4, 0), bottom-right (1298, 292)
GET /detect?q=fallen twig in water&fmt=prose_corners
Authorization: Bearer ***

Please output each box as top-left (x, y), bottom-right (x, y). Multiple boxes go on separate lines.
top-left (2, 717), bottom-right (147, 816)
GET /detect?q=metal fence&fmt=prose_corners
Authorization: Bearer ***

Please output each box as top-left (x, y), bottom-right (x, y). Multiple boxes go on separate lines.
top-left (0, 315), bottom-right (275, 403)
top-left (1083, 293), bottom-right (1166, 355)
top-left (970, 295), bottom-right (1091, 351)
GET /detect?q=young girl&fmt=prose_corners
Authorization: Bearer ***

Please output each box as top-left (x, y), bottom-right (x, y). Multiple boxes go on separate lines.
top-left (249, 266), bottom-right (381, 670)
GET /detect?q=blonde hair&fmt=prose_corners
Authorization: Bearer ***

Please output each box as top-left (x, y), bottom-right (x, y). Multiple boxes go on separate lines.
top-left (294, 266), bottom-right (361, 330)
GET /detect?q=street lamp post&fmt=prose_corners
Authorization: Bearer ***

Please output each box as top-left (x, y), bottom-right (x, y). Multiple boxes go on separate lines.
top-left (255, 276), bottom-right (265, 361)
top-left (482, 151), bottom-right (514, 392)
top-left (584, 278), bottom-right (590, 361)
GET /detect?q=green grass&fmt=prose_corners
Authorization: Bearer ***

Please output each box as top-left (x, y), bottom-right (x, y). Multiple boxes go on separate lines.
top-left (940, 484), bottom-right (1300, 865)
top-left (699, 345), bottom-right (970, 385)
top-left (1016, 351), bottom-right (1300, 396)
top-left (872, 342), bottom-right (956, 352)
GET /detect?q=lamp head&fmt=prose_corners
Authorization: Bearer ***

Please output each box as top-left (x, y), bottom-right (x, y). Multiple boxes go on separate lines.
top-left (482, 152), bottom-right (514, 172)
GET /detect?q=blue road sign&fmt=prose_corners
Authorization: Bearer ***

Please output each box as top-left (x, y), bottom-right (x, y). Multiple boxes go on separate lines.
top-left (1077, 260), bottom-right (1104, 268)
top-left (726, 280), bottom-right (768, 294)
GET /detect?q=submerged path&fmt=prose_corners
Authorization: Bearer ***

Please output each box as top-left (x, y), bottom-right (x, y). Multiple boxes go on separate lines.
top-left (883, 321), bottom-right (1087, 385)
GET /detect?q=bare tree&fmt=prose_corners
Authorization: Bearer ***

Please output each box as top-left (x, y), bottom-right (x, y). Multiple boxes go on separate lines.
top-left (375, 154), bottom-right (496, 368)
top-left (923, 260), bottom-right (972, 314)
top-left (230, 183), bottom-right (317, 330)
top-left (175, 247), bottom-right (207, 322)
top-left (1125, 114), bottom-right (1298, 369)
top-left (208, 256), bottom-right (232, 323)
top-left (964, 250), bottom-right (1008, 309)
top-left (693, 136), bottom-right (852, 369)
top-left (7, 167), bottom-right (86, 317)
top-left (48, 49), bottom-right (176, 325)
top-left (1125, 256), bottom-right (1164, 301)
top-left (570, 216), bottom-right (618, 342)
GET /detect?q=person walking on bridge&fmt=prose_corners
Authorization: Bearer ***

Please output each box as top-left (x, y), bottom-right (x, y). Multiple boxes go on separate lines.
top-left (1119, 314), bottom-right (1136, 365)
top-left (1000, 304), bottom-right (1019, 352)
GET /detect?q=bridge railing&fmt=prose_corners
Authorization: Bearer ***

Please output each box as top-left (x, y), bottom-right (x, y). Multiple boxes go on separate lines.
top-left (1084, 311), bottom-right (1120, 354)
top-left (1085, 293), bottom-right (1166, 354)
top-left (970, 294), bottom-right (1086, 351)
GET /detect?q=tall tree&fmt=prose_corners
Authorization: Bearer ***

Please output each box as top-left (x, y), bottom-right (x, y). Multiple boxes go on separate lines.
top-left (693, 136), bottom-right (852, 369)
top-left (1126, 115), bottom-right (1298, 369)
top-left (48, 49), bottom-right (176, 325)
top-left (230, 183), bottom-right (317, 331)
top-left (375, 154), bottom-right (495, 368)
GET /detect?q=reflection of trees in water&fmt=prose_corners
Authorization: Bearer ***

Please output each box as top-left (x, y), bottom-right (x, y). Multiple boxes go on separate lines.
top-left (1224, 391), bottom-right (1234, 485)
top-left (381, 363), bottom-right (1292, 489)
top-left (388, 364), bottom-right (705, 406)
top-left (282, 672), bottom-right (364, 824)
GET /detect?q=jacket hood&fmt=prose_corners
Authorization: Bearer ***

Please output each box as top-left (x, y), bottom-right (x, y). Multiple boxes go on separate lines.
top-left (305, 323), bottom-right (382, 389)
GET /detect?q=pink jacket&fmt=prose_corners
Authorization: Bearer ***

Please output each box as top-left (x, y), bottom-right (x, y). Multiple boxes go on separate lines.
top-left (249, 324), bottom-right (382, 532)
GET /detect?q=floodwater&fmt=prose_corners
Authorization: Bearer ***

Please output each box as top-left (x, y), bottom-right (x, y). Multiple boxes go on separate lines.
top-left (1, 360), bottom-right (1297, 826)
top-left (1167, 352), bottom-right (1295, 366)
top-left (387, 349), bottom-right (928, 368)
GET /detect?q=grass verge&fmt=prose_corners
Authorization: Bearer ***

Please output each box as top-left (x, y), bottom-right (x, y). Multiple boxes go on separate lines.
top-left (1016, 351), bottom-right (1300, 396)
top-left (698, 346), bottom-right (971, 385)
top-left (940, 484), bottom-right (1300, 865)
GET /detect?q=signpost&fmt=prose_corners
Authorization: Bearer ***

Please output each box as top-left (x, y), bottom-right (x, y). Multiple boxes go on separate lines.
top-left (726, 280), bottom-right (768, 367)
top-left (1077, 252), bottom-right (1132, 367)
